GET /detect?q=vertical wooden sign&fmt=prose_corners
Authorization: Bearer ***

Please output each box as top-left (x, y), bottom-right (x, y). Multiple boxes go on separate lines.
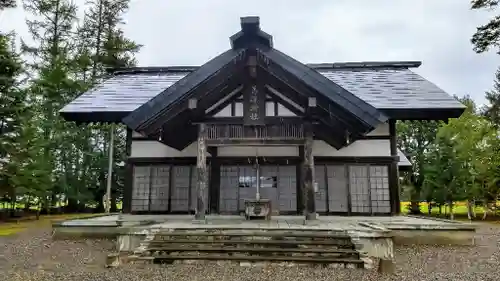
top-left (243, 82), bottom-right (265, 125)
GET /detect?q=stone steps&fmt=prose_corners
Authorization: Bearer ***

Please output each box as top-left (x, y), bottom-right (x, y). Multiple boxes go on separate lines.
top-left (127, 229), bottom-right (367, 268)
top-left (144, 246), bottom-right (358, 255)
top-left (144, 238), bottom-right (354, 250)
top-left (129, 254), bottom-right (365, 268)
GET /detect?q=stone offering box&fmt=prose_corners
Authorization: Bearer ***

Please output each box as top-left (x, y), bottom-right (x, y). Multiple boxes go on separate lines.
top-left (244, 199), bottom-right (271, 220)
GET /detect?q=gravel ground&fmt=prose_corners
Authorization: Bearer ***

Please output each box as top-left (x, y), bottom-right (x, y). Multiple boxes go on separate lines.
top-left (0, 223), bottom-right (499, 281)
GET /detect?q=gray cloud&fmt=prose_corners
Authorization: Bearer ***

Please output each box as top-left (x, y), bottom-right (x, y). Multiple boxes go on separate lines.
top-left (1, 0), bottom-right (498, 105)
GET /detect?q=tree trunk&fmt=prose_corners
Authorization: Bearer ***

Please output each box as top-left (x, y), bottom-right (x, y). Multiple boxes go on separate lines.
top-left (24, 195), bottom-right (31, 212)
top-left (448, 201), bottom-right (454, 220)
top-left (409, 187), bottom-right (421, 214)
top-left (467, 200), bottom-right (475, 220)
top-left (36, 202), bottom-right (41, 220)
top-left (110, 193), bottom-right (117, 213)
top-left (438, 204), bottom-right (442, 215)
top-left (428, 201), bottom-right (432, 215)
top-left (66, 199), bottom-right (80, 213)
top-left (482, 202), bottom-right (488, 220)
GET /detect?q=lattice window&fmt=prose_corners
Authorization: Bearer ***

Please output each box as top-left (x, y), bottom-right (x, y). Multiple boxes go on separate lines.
top-left (131, 166), bottom-right (151, 211)
top-left (149, 165), bottom-right (170, 211)
top-left (349, 165), bottom-right (371, 213)
top-left (369, 166), bottom-right (390, 214)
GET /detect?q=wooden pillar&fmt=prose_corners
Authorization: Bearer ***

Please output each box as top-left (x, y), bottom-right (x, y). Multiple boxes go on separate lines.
top-left (388, 119), bottom-right (401, 215)
top-left (296, 146), bottom-right (304, 215)
top-left (195, 123), bottom-right (208, 220)
top-left (208, 147), bottom-right (220, 214)
top-left (303, 122), bottom-right (316, 220)
top-left (122, 128), bottom-right (133, 213)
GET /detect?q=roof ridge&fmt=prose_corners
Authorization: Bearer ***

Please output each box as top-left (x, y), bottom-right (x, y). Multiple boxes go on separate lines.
top-left (307, 61), bottom-right (422, 70)
top-left (107, 66), bottom-right (199, 75)
top-left (107, 61), bottom-right (422, 75)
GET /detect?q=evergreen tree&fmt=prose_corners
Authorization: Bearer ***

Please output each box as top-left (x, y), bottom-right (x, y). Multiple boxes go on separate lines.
top-left (22, 0), bottom-right (81, 212)
top-left (0, 33), bottom-right (24, 204)
top-left (397, 120), bottom-right (441, 214)
top-left (70, 0), bottom-right (140, 211)
top-left (471, 0), bottom-right (500, 54)
top-left (483, 69), bottom-right (500, 126)
top-left (0, 0), bottom-right (16, 9)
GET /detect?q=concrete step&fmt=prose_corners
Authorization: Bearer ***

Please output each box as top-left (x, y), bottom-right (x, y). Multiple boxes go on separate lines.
top-left (141, 246), bottom-right (360, 259)
top-left (144, 246), bottom-right (360, 256)
top-left (128, 228), bottom-right (365, 268)
top-left (144, 235), bottom-right (355, 250)
top-left (129, 254), bottom-right (365, 267)
top-left (150, 230), bottom-right (352, 238)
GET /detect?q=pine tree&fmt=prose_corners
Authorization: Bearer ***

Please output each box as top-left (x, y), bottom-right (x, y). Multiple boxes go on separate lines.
top-left (71, 0), bottom-right (140, 211)
top-left (471, 1), bottom-right (500, 54)
top-left (0, 32), bottom-right (24, 205)
top-left (483, 68), bottom-right (500, 126)
top-left (22, 0), bottom-right (80, 212)
top-left (397, 120), bottom-right (441, 214)
top-left (0, 0), bottom-right (16, 9)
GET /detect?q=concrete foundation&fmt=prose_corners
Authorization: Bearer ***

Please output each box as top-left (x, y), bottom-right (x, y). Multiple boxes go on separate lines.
top-left (52, 214), bottom-right (477, 246)
top-left (50, 214), bottom-right (477, 271)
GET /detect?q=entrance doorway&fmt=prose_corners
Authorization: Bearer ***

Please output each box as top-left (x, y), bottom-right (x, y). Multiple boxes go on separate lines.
top-left (219, 163), bottom-right (297, 214)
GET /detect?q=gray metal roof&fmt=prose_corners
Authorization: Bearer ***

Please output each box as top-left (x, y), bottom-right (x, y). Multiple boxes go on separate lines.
top-left (321, 68), bottom-right (463, 109)
top-left (59, 62), bottom-right (463, 115)
top-left (60, 71), bottom-right (188, 113)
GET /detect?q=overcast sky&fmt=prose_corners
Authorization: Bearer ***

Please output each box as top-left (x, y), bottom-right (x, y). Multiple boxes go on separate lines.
top-left (1, 0), bottom-right (499, 105)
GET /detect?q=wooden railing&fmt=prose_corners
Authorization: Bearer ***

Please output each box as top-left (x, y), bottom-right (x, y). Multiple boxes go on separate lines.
top-left (206, 123), bottom-right (304, 141)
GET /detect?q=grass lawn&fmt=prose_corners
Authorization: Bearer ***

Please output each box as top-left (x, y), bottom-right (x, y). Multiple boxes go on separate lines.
top-left (400, 201), bottom-right (493, 216)
top-left (0, 202), bottom-right (123, 211)
top-left (0, 201), bottom-right (496, 238)
top-left (0, 213), bottom-right (105, 237)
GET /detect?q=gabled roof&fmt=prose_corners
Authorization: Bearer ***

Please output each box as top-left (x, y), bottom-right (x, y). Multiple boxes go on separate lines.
top-left (117, 17), bottom-right (388, 148)
top-left (123, 49), bottom-right (247, 132)
top-left (60, 62), bottom-right (464, 123)
top-left (60, 69), bottom-right (189, 123)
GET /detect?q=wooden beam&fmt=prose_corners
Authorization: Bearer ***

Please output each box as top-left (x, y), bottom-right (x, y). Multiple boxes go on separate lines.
top-left (303, 122), bottom-right (316, 220)
top-left (122, 128), bottom-right (133, 214)
top-left (388, 119), bottom-right (400, 215)
top-left (205, 86), bottom-right (244, 116)
top-left (264, 86), bottom-right (304, 116)
top-left (201, 116), bottom-right (303, 125)
top-left (206, 139), bottom-right (305, 146)
top-left (297, 146), bottom-right (304, 215)
top-left (140, 57), bottom-right (247, 135)
top-left (257, 66), bottom-right (363, 144)
top-left (208, 147), bottom-right (220, 214)
top-left (195, 123), bottom-right (208, 220)
top-left (256, 56), bottom-right (373, 135)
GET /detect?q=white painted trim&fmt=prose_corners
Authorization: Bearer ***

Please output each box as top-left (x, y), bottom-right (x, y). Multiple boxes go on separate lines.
top-left (265, 85), bottom-right (304, 112)
top-left (130, 141), bottom-right (211, 158)
top-left (130, 139), bottom-right (390, 158)
top-left (312, 140), bottom-right (390, 157)
top-left (366, 123), bottom-right (389, 136)
top-left (205, 86), bottom-right (243, 114)
top-left (218, 146), bottom-right (299, 157)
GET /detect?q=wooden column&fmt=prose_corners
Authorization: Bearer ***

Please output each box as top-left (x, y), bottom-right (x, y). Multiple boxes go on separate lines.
top-left (122, 128), bottom-right (133, 213)
top-left (195, 123), bottom-right (208, 220)
top-left (303, 121), bottom-right (316, 220)
top-left (388, 119), bottom-right (401, 215)
top-left (208, 147), bottom-right (220, 214)
top-left (296, 146), bottom-right (304, 215)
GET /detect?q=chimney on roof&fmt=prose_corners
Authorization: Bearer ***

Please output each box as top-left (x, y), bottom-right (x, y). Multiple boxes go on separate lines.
top-left (241, 16), bottom-right (260, 33)
top-left (230, 16), bottom-right (273, 50)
